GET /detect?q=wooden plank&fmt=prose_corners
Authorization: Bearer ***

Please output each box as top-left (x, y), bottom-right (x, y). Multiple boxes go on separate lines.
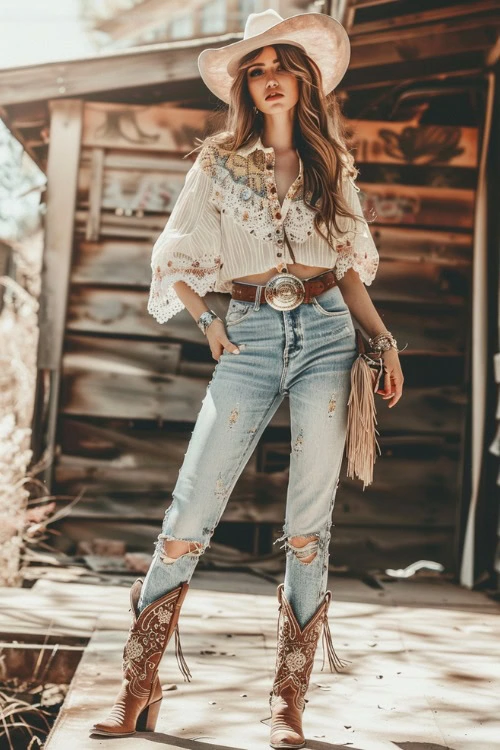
top-left (66, 288), bottom-right (226, 342)
top-left (343, 50), bottom-right (485, 91)
top-left (328, 526), bottom-right (455, 569)
top-left (355, 163), bottom-right (477, 190)
top-left (348, 17), bottom-right (500, 70)
top-left (55, 452), bottom-right (458, 529)
top-left (0, 40), bottom-right (221, 106)
top-left (60, 369), bottom-right (290, 424)
top-left (351, 120), bottom-right (478, 167)
top-left (82, 102), bottom-right (211, 153)
top-left (63, 334), bottom-right (182, 375)
top-left (359, 183), bottom-right (475, 228)
top-left (372, 226), bottom-right (472, 266)
top-left (52, 518), bottom-right (455, 568)
top-left (78, 165), bottom-right (190, 214)
top-left (71, 239), bottom-right (152, 286)
top-left (351, 0), bottom-right (500, 37)
top-left (374, 386), bottom-right (465, 434)
top-left (75, 208), bottom-right (167, 239)
top-left (85, 148), bottom-right (104, 241)
top-left (60, 339), bottom-right (290, 424)
top-left (33, 99), bottom-right (83, 487)
top-left (368, 260), bottom-right (470, 306)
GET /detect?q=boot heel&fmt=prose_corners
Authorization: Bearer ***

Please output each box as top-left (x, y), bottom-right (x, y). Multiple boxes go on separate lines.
top-left (136, 698), bottom-right (162, 732)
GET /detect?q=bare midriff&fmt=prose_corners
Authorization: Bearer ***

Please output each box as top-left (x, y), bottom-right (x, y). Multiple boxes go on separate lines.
top-left (233, 262), bottom-right (332, 285)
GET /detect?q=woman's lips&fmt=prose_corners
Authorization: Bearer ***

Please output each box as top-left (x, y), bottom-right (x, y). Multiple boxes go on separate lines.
top-left (265, 92), bottom-right (284, 101)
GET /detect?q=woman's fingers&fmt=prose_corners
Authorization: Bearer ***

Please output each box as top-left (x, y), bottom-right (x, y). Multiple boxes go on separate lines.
top-left (211, 338), bottom-right (240, 361)
top-left (222, 337), bottom-right (240, 355)
top-left (378, 365), bottom-right (404, 408)
top-left (383, 370), bottom-right (404, 408)
top-left (382, 368), bottom-right (392, 396)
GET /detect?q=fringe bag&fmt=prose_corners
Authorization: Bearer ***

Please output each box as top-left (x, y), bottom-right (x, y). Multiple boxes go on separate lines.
top-left (345, 328), bottom-right (385, 490)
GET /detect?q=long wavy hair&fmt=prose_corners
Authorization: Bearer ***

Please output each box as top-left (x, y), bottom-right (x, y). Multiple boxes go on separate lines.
top-left (199, 43), bottom-right (359, 251)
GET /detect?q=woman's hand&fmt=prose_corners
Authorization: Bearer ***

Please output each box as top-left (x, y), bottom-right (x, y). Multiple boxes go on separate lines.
top-left (206, 319), bottom-right (241, 361)
top-left (377, 348), bottom-right (404, 408)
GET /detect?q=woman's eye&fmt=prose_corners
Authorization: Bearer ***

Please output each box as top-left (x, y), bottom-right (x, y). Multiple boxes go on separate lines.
top-left (248, 69), bottom-right (262, 77)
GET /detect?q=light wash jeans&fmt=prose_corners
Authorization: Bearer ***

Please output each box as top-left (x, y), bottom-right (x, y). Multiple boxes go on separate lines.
top-left (138, 277), bottom-right (357, 627)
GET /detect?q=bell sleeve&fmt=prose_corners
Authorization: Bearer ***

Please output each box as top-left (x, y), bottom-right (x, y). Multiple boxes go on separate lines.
top-left (147, 148), bottom-right (222, 324)
top-left (333, 167), bottom-right (379, 286)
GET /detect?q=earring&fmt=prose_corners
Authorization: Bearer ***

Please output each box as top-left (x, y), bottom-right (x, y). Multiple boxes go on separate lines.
top-left (253, 106), bottom-right (259, 114)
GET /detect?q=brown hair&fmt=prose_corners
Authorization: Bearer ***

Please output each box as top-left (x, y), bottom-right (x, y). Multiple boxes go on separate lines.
top-left (199, 43), bottom-right (359, 251)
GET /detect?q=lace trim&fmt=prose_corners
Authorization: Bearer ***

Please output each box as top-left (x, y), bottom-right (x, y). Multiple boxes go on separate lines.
top-left (148, 261), bottom-right (220, 324)
top-left (333, 235), bottom-right (379, 286)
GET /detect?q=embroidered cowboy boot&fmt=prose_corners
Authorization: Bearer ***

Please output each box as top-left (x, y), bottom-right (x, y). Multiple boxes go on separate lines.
top-left (91, 579), bottom-right (191, 737)
top-left (269, 584), bottom-right (348, 749)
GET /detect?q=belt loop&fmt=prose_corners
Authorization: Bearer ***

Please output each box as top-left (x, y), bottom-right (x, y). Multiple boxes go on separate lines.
top-left (254, 285), bottom-right (262, 311)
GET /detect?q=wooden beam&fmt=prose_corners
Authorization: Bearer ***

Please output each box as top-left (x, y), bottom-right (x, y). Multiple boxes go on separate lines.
top-left (351, 1), bottom-right (500, 37)
top-left (32, 99), bottom-right (83, 487)
top-left (85, 148), bottom-right (104, 242)
top-left (349, 24), bottom-right (498, 71)
top-left (343, 51), bottom-right (485, 90)
top-left (0, 36), bottom-right (236, 107)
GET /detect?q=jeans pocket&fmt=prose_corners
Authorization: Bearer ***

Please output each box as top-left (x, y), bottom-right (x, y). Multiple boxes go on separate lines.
top-left (225, 299), bottom-right (254, 327)
top-left (311, 296), bottom-right (351, 317)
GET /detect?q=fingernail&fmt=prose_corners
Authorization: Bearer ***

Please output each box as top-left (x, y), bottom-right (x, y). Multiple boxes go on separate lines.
top-left (233, 348), bottom-right (240, 354)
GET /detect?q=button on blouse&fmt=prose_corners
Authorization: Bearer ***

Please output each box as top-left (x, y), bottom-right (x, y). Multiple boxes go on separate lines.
top-left (148, 136), bottom-right (379, 324)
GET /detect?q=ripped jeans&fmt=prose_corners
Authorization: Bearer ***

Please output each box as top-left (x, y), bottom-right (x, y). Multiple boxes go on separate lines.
top-left (138, 280), bottom-right (358, 628)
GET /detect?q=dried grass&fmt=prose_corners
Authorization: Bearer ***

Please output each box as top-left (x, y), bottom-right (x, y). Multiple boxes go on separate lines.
top-left (0, 677), bottom-right (68, 749)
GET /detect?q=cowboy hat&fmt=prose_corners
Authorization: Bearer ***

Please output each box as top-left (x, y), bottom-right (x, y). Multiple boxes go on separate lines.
top-left (198, 9), bottom-right (351, 104)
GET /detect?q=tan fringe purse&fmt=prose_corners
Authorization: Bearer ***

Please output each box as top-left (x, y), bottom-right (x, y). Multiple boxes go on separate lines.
top-left (345, 328), bottom-right (385, 491)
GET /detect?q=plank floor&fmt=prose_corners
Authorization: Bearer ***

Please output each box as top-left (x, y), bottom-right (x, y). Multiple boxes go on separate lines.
top-left (5, 571), bottom-right (498, 750)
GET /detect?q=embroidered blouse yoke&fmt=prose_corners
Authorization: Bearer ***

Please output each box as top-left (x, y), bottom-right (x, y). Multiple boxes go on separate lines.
top-left (148, 136), bottom-right (379, 324)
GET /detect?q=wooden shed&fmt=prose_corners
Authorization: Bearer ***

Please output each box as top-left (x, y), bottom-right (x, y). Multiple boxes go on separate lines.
top-left (1, 0), bottom-right (499, 581)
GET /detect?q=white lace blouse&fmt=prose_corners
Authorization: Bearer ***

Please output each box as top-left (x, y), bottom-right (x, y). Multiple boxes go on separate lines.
top-left (148, 135), bottom-right (379, 324)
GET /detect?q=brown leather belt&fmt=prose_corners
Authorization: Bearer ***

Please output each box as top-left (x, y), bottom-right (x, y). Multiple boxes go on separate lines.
top-left (231, 269), bottom-right (337, 305)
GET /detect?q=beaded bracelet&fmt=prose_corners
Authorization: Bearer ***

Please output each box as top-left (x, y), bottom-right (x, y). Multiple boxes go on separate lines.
top-left (368, 330), bottom-right (400, 353)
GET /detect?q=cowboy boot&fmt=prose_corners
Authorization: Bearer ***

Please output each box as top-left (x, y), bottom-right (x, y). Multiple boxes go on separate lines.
top-left (91, 579), bottom-right (191, 737)
top-left (269, 584), bottom-right (348, 749)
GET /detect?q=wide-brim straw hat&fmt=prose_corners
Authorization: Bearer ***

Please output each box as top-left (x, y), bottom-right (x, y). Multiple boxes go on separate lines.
top-left (198, 9), bottom-right (351, 104)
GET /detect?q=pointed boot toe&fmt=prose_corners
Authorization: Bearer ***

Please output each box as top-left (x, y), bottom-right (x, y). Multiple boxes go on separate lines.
top-left (90, 580), bottom-right (190, 737)
top-left (269, 585), bottom-right (349, 749)
top-left (270, 695), bottom-right (305, 748)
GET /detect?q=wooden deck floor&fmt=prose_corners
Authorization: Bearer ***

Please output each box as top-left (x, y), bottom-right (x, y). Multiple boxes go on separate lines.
top-left (3, 571), bottom-right (498, 750)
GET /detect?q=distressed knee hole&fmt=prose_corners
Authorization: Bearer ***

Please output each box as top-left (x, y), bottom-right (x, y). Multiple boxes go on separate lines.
top-left (160, 539), bottom-right (204, 564)
top-left (288, 535), bottom-right (319, 564)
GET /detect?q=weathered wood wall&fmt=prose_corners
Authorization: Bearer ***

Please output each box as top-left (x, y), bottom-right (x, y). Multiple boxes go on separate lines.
top-left (45, 100), bottom-right (476, 570)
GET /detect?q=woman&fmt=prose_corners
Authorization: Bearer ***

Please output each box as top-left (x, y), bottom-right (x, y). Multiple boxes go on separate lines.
top-left (91, 9), bottom-right (404, 748)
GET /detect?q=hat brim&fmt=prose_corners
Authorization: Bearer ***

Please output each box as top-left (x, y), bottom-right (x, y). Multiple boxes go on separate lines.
top-left (198, 12), bottom-right (350, 104)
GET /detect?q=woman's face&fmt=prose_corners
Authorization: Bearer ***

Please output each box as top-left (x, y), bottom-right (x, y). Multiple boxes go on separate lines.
top-left (245, 46), bottom-right (299, 115)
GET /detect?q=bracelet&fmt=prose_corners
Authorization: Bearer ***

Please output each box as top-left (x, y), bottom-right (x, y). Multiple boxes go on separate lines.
top-left (197, 309), bottom-right (221, 336)
top-left (369, 330), bottom-right (399, 353)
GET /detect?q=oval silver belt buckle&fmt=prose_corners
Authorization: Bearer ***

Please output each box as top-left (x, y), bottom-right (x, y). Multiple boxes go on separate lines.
top-left (264, 273), bottom-right (306, 311)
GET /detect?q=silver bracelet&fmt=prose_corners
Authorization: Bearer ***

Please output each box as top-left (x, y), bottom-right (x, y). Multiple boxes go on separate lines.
top-left (197, 309), bottom-right (221, 336)
top-left (369, 330), bottom-right (399, 353)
